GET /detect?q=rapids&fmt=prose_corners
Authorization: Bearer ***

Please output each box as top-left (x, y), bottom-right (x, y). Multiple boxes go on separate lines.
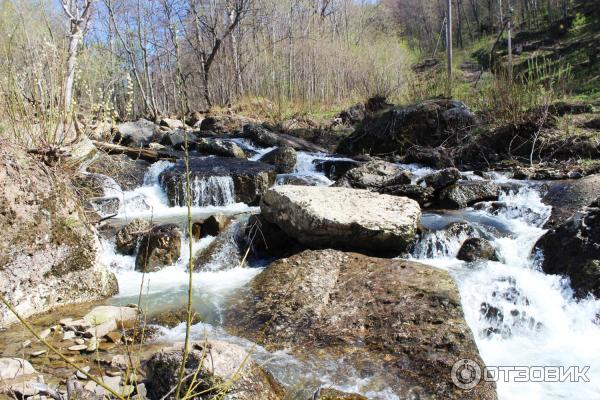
top-left (93, 140), bottom-right (599, 400)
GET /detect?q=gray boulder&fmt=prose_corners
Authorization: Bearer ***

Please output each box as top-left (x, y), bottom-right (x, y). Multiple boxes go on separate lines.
top-left (417, 167), bottom-right (462, 190)
top-left (535, 203), bottom-right (600, 298)
top-left (260, 186), bottom-right (420, 254)
top-left (194, 138), bottom-right (246, 158)
top-left (135, 224), bottom-right (181, 272)
top-left (145, 341), bottom-right (284, 400)
top-left (0, 144), bottom-right (118, 328)
top-left (226, 249), bottom-right (496, 400)
top-left (114, 119), bottom-right (157, 147)
top-left (457, 238), bottom-right (498, 262)
top-left (334, 160), bottom-right (412, 191)
top-left (379, 184), bottom-right (436, 207)
top-left (258, 146), bottom-right (297, 173)
top-left (439, 181), bottom-right (500, 209)
top-left (115, 218), bottom-right (152, 255)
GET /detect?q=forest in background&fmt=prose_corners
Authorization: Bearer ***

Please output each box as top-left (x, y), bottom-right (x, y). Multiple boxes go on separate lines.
top-left (0, 0), bottom-right (598, 146)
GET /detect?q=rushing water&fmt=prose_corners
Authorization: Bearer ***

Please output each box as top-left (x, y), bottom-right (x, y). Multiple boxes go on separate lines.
top-left (92, 143), bottom-right (599, 399)
top-left (412, 187), bottom-right (600, 399)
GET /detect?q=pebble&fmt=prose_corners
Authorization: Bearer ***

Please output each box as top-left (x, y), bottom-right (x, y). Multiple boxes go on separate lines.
top-left (106, 370), bottom-right (122, 377)
top-left (63, 331), bottom-right (76, 341)
top-left (21, 340), bottom-right (32, 348)
top-left (84, 381), bottom-right (97, 392)
top-left (101, 375), bottom-right (121, 393)
top-left (31, 350), bottom-right (48, 357)
top-left (68, 344), bottom-right (88, 351)
top-left (106, 331), bottom-right (122, 344)
top-left (38, 329), bottom-right (51, 339)
top-left (86, 338), bottom-right (99, 352)
top-left (76, 366), bottom-right (91, 380)
top-left (75, 338), bottom-right (85, 345)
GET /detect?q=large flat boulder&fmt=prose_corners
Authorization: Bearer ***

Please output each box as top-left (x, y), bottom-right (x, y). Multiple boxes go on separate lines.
top-left (226, 249), bottom-right (496, 400)
top-left (260, 186), bottom-right (420, 254)
top-left (0, 144), bottom-right (118, 328)
top-left (159, 157), bottom-right (277, 206)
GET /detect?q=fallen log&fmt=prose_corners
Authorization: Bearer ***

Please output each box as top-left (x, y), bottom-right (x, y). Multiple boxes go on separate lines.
top-left (92, 140), bottom-right (178, 162)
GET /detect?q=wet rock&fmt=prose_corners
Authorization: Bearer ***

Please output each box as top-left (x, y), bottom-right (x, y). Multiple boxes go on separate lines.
top-left (115, 218), bottom-right (152, 255)
top-left (458, 238), bottom-right (498, 262)
top-left (226, 249), bottom-right (496, 400)
top-left (159, 129), bottom-right (195, 148)
top-left (159, 157), bottom-right (276, 206)
top-left (445, 221), bottom-right (478, 237)
top-left (261, 186), bottom-right (420, 254)
top-left (403, 145), bottom-right (455, 168)
top-left (313, 159), bottom-right (361, 180)
top-left (89, 196), bottom-right (120, 216)
top-left (379, 184), bottom-right (436, 207)
top-left (417, 167), bottom-right (462, 190)
top-left (312, 388), bottom-right (367, 400)
top-left (194, 138), bottom-right (246, 159)
top-left (535, 205), bottom-right (600, 298)
top-left (334, 160), bottom-right (411, 191)
top-left (242, 214), bottom-right (303, 259)
top-left (243, 124), bottom-right (328, 153)
top-left (542, 174), bottom-right (600, 228)
top-left (0, 358), bottom-right (36, 380)
top-left (87, 153), bottom-right (150, 191)
top-left (276, 175), bottom-right (323, 186)
top-left (136, 224), bottom-right (182, 272)
top-left (0, 143), bottom-right (118, 327)
top-left (438, 181), bottom-right (500, 209)
top-left (258, 146), bottom-right (297, 173)
top-left (148, 307), bottom-right (202, 328)
top-left (194, 221), bottom-right (242, 272)
top-left (114, 119), bottom-right (158, 147)
top-left (337, 99), bottom-right (475, 156)
top-left (145, 341), bottom-right (284, 400)
top-left (192, 214), bottom-right (230, 240)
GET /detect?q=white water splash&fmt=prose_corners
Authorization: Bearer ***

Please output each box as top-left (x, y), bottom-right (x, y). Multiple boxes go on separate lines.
top-left (411, 186), bottom-right (600, 400)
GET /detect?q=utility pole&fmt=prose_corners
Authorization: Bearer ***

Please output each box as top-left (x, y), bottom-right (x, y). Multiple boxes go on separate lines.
top-left (446, 0), bottom-right (453, 96)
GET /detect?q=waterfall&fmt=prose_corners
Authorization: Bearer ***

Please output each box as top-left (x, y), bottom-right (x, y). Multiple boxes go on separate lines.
top-left (174, 176), bottom-right (236, 207)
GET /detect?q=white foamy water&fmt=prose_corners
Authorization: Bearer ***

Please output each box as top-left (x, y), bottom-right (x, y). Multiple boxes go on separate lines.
top-left (411, 186), bottom-right (600, 400)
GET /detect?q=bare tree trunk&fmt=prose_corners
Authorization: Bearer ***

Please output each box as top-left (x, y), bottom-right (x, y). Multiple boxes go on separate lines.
top-left (61, 0), bottom-right (94, 116)
top-left (446, 0), bottom-right (453, 96)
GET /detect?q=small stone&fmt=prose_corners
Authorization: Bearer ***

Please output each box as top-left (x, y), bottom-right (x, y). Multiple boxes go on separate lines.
top-left (68, 345), bottom-right (88, 352)
top-left (106, 370), bottom-right (122, 377)
top-left (21, 340), bottom-right (32, 349)
top-left (63, 331), bottom-right (76, 341)
top-left (59, 318), bottom-right (74, 326)
top-left (106, 331), bottom-right (122, 344)
top-left (102, 375), bottom-right (122, 393)
top-left (98, 342), bottom-right (117, 352)
top-left (76, 366), bottom-right (91, 380)
top-left (38, 329), bottom-right (52, 340)
top-left (84, 381), bottom-right (97, 392)
top-left (121, 385), bottom-right (135, 396)
top-left (110, 355), bottom-right (128, 369)
top-left (30, 350), bottom-right (48, 357)
top-left (86, 338), bottom-right (99, 352)
top-left (75, 339), bottom-right (85, 345)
